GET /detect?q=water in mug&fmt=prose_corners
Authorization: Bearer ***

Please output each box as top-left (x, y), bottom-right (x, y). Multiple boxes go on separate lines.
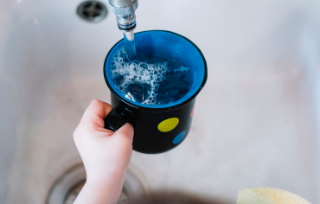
top-left (110, 32), bottom-right (193, 105)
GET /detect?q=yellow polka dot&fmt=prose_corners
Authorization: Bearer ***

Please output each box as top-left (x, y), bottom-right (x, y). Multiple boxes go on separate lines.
top-left (158, 117), bottom-right (179, 132)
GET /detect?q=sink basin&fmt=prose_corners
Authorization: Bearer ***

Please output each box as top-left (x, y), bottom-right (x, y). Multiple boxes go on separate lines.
top-left (0, 0), bottom-right (319, 203)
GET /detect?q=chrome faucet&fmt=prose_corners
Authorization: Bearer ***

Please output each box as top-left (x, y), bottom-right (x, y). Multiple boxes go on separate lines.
top-left (108, 0), bottom-right (138, 31)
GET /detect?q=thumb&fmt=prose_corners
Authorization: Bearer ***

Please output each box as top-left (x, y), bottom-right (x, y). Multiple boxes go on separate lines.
top-left (114, 123), bottom-right (134, 142)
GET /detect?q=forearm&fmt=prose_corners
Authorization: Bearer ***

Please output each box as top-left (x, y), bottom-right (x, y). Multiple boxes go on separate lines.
top-left (73, 100), bottom-right (134, 204)
top-left (74, 173), bottom-right (126, 204)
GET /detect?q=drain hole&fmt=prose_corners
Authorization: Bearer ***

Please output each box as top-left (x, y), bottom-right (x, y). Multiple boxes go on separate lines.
top-left (47, 165), bottom-right (145, 204)
top-left (77, 1), bottom-right (108, 22)
top-left (64, 180), bottom-right (130, 204)
top-left (64, 180), bottom-right (85, 204)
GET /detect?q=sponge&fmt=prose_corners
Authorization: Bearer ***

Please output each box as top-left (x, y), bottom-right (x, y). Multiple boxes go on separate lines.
top-left (237, 188), bottom-right (311, 204)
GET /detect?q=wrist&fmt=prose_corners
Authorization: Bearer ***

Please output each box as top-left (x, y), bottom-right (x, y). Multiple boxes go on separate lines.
top-left (86, 170), bottom-right (127, 188)
top-left (76, 173), bottom-right (126, 204)
top-left (75, 178), bottom-right (124, 204)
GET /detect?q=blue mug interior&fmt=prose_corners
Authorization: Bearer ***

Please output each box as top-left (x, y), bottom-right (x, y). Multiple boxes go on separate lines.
top-left (105, 30), bottom-right (206, 109)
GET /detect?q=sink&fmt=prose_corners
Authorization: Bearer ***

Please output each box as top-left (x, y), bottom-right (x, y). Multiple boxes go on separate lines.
top-left (0, 0), bottom-right (320, 203)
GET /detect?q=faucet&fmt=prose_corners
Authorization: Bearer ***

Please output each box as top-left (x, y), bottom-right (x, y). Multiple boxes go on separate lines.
top-left (108, 0), bottom-right (138, 31)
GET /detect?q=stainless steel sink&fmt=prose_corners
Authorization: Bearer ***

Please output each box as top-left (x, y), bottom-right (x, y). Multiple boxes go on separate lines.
top-left (1, 0), bottom-right (320, 203)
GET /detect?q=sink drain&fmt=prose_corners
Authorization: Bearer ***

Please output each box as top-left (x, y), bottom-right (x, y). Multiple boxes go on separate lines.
top-left (64, 180), bottom-right (85, 204)
top-left (47, 164), bottom-right (146, 204)
top-left (64, 180), bottom-right (129, 204)
top-left (77, 1), bottom-right (108, 22)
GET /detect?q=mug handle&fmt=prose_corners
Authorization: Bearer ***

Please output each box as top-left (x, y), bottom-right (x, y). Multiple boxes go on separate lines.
top-left (104, 104), bottom-right (134, 131)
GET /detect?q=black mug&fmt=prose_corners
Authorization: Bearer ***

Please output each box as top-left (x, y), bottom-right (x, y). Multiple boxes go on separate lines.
top-left (103, 30), bottom-right (207, 154)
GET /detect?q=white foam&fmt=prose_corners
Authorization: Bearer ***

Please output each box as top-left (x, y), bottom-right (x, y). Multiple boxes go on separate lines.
top-left (112, 49), bottom-right (168, 105)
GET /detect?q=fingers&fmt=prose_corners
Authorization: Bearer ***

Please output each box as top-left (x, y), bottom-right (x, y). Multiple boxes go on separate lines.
top-left (80, 99), bottom-right (114, 128)
top-left (115, 123), bottom-right (134, 141)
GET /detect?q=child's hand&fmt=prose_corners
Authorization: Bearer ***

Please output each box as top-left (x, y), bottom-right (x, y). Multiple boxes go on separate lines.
top-left (73, 99), bottom-right (134, 204)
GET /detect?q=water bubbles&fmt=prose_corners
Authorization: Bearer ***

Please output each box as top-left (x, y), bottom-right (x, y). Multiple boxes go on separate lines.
top-left (110, 48), bottom-right (192, 106)
top-left (173, 66), bottom-right (189, 73)
top-left (126, 83), bottom-right (151, 103)
top-left (140, 63), bottom-right (148, 69)
top-left (111, 48), bottom-right (169, 105)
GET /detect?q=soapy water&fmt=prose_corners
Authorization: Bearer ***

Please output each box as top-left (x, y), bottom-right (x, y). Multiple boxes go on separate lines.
top-left (110, 48), bottom-right (192, 105)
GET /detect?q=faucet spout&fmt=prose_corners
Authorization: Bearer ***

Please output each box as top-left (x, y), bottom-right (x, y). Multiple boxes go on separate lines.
top-left (108, 0), bottom-right (138, 31)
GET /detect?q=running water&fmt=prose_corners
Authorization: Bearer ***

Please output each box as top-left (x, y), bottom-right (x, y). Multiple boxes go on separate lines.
top-left (123, 30), bottom-right (136, 60)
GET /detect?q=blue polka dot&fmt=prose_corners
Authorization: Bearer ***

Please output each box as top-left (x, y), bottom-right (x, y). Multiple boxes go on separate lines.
top-left (173, 131), bottom-right (186, 144)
